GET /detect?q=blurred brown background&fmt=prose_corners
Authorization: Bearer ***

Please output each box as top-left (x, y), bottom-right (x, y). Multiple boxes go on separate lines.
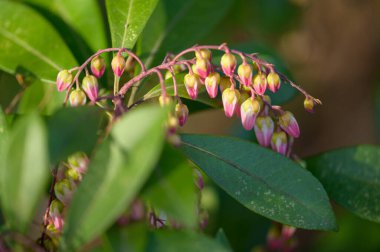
top-left (183, 0), bottom-right (380, 158)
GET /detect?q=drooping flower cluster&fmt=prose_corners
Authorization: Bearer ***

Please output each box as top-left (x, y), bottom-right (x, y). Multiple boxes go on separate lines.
top-left (45, 152), bottom-right (89, 238)
top-left (55, 44), bottom-right (320, 156)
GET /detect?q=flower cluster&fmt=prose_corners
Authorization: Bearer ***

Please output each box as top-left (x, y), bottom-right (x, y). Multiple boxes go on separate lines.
top-left (55, 44), bottom-right (320, 156)
top-left (45, 152), bottom-right (89, 239)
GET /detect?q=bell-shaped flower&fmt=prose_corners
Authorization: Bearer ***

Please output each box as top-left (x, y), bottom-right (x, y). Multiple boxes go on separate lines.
top-left (222, 87), bottom-right (240, 118)
top-left (221, 53), bottom-right (236, 77)
top-left (238, 62), bottom-right (253, 87)
top-left (253, 73), bottom-right (267, 95)
top-left (205, 72), bottom-right (220, 98)
top-left (82, 75), bottom-right (99, 102)
top-left (69, 89), bottom-right (87, 107)
top-left (279, 111), bottom-right (300, 138)
top-left (111, 55), bottom-right (125, 77)
top-left (56, 70), bottom-right (73, 92)
top-left (184, 73), bottom-right (200, 100)
top-left (267, 72), bottom-right (281, 93)
top-left (91, 56), bottom-right (106, 78)
top-left (240, 98), bottom-right (260, 130)
top-left (271, 130), bottom-right (288, 155)
top-left (175, 103), bottom-right (189, 126)
top-left (254, 116), bottom-right (274, 147)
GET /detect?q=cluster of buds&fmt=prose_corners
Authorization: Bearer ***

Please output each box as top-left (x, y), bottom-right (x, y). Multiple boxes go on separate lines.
top-left (266, 224), bottom-right (297, 252)
top-left (56, 44), bottom-right (320, 157)
top-left (45, 152), bottom-right (89, 237)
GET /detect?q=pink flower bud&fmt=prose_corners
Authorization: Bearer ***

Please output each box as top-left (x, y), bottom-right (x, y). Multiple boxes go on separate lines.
top-left (175, 103), bottom-right (189, 126)
top-left (304, 97), bottom-right (315, 113)
top-left (56, 70), bottom-right (73, 92)
top-left (281, 225), bottom-right (296, 240)
top-left (195, 58), bottom-right (212, 79)
top-left (54, 179), bottom-right (76, 206)
top-left (65, 167), bottom-right (82, 182)
top-left (219, 76), bottom-right (231, 93)
top-left (111, 55), bottom-right (125, 77)
top-left (240, 98), bottom-right (260, 130)
top-left (267, 72), bottom-right (281, 93)
top-left (205, 72), bottom-right (220, 98)
top-left (236, 91), bottom-right (250, 118)
top-left (184, 73), bottom-right (200, 99)
top-left (238, 63), bottom-right (253, 87)
top-left (166, 115), bottom-right (178, 134)
top-left (91, 56), bottom-right (106, 78)
top-left (49, 199), bottom-right (64, 231)
top-left (222, 88), bottom-right (240, 118)
top-left (195, 49), bottom-right (212, 60)
top-left (221, 53), bottom-right (236, 76)
top-left (68, 152), bottom-right (89, 174)
top-left (82, 75), bottom-right (99, 102)
top-left (271, 130), bottom-right (288, 155)
top-left (253, 73), bottom-right (267, 95)
top-left (69, 89), bottom-right (87, 107)
top-left (279, 111), bottom-right (300, 138)
top-left (254, 116), bottom-right (274, 147)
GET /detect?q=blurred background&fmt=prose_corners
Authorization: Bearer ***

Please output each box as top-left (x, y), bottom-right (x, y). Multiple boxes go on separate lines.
top-left (179, 0), bottom-right (380, 251)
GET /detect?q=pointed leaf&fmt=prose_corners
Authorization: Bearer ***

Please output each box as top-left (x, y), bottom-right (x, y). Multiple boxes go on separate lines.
top-left (0, 1), bottom-right (76, 82)
top-left (0, 112), bottom-right (49, 233)
top-left (307, 145), bottom-right (380, 223)
top-left (62, 105), bottom-right (168, 250)
top-left (180, 134), bottom-right (337, 230)
top-left (106, 0), bottom-right (159, 48)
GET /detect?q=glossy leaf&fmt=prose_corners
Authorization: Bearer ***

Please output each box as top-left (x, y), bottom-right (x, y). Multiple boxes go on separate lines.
top-left (0, 112), bottom-right (49, 233)
top-left (106, 0), bottom-right (159, 48)
top-left (105, 224), bottom-right (231, 252)
top-left (21, 0), bottom-right (107, 62)
top-left (180, 134), bottom-right (337, 230)
top-left (140, 0), bottom-right (233, 68)
top-left (62, 105), bottom-right (168, 250)
top-left (142, 144), bottom-right (198, 228)
top-left (307, 145), bottom-right (380, 223)
top-left (47, 106), bottom-right (104, 164)
top-left (0, 1), bottom-right (76, 82)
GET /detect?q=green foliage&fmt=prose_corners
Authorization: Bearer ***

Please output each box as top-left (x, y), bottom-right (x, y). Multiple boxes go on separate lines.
top-left (0, 112), bottom-right (49, 233)
top-left (307, 145), bottom-right (380, 223)
top-left (180, 134), bottom-right (337, 230)
top-left (106, 0), bottom-right (159, 49)
top-left (62, 105), bottom-right (168, 250)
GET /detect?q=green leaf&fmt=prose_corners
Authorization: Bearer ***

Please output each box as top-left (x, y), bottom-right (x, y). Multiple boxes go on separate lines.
top-left (307, 145), bottom-right (380, 223)
top-left (215, 229), bottom-right (233, 251)
top-left (106, 0), bottom-right (159, 49)
top-left (0, 1), bottom-right (77, 82)
top-left (0, 71), bottom-right (22, 109)
top-left (180, 134), bottom-right (337, 230)
top-left (62, 105), bottom-right (168, 250)
top-left (0, 112), bottom-right (49, 233)
top-left (0, 108), bottom-right (9, 207)
top-left (140, 0), bottom-right (233, 68)
top-left (17, 81), bottom-right (65, 115)
top-left (141, 144), bottom-right (198, 228)
top-left (21, 0), bottom-right (107, 62)
top-left (105, 224), bottom-right (231, 252)
top-left (47, 106), bottom-right (104, 165)
top-left (142, 73), bottom-right (221, 109)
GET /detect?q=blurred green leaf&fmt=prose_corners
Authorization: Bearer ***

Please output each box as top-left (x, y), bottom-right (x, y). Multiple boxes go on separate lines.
top-left (142, 73), bottom-right (221, 109)
top-left (215, 229), bottom-right (233, 251)
top-left (62, 105), bottom-right (168, 250)
top-left (47, 106), bottom-right (104, 165)
top-left (21, 0), bottom-right (107, 62)
top-left (0, 112), bottom-right (49, 233)
top-left (0, 1), bottom-right (76, 82)
top-left (0, 108), bottom-right (9, 208)
top-left (142, 144), bottom-right (198, 228)
top-left (140, 0), bottom-right (233, 68)
top-left (104, 223), bottom-right (231, 252)
top-left (375, 83), bottom-right (380, 141)
top-left (0, 71), bottom-right (22, 110)
top-left (106, 0), bottom-right (159, 49)
top-left (180, 134), bottom-right (337, 230)
top-left (307, 145), bottom-right (380, 223)
top-left (17, 81), bottom-right (64, 115)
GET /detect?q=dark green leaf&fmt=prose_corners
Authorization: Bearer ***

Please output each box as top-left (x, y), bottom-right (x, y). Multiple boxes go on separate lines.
top-left (0, 112), bottom-right (49, 233)
top-left (142, 144), bottom-right (198, 227)
top-left (307, 145), bottom-right (380, 223)
top-left (21, 0), bottom-right (107, 62)
top-left (0, 1), bottom-right (76, 82)
top-left (215, 229), bottom-right (233, 251)
top-left (106, 0), bottom-right (159, 49)
top-left (180, 134), bottom-right (337, 230)
top-left (140, 0), bottom-right (233, 68)
top-left (47, 106), bottom-right (104, 164)
top-left (105, 224), bottom-right (230, 252)
top-left (62, 105), bottom-right (168, 250)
